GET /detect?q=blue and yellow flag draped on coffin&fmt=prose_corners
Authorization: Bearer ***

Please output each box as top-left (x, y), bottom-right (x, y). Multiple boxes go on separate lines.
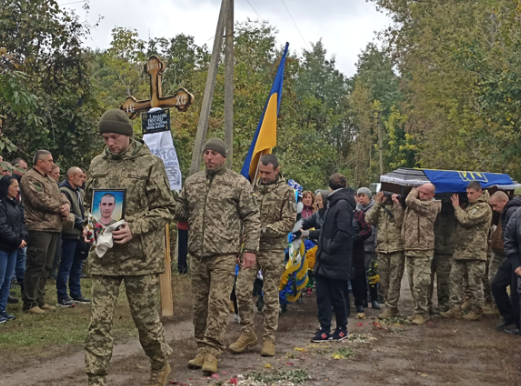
top-left (240, 43), bottom-right (289, 181)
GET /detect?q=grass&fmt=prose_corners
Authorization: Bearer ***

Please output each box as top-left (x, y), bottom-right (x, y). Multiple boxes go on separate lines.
top-left (0, 273), bottom-right (193, 371)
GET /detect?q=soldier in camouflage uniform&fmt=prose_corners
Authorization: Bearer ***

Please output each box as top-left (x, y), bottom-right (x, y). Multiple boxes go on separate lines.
top-left (441, 181), bottom-right (493, 321)
top-left (428, 203), bottom-right (457, 313)
top-left (175, 138), bottom-right (260, 375)
top-left (366, 191), bottom-right (405, 319)
top-left (402, 184), bottom-right (440, 325)
top-left (84, 109), bottom-right (175, 386)
top-left (230, 154), bottom-right (296, 357)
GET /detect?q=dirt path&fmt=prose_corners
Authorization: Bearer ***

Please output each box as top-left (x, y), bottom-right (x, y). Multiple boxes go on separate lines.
top-left (5, 277), bottom-right (521, 386)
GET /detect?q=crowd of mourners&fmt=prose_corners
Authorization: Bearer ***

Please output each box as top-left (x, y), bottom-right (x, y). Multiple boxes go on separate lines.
top-left (2, 111), bottom-right (521, 385)
top-left (0, 154), bottom-right (90, 323)
top-left (297, 178), bottom-right (521, 340)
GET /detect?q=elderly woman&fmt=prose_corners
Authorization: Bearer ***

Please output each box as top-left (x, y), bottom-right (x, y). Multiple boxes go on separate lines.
top-left (0, 176), bottom-right (28, 323)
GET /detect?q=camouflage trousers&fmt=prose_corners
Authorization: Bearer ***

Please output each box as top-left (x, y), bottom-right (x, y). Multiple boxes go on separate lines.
top-left (406, 251), bottom-right (434, 317)
top-left (428, 253), bottom-right (451, 312)
top-left (236, 250), bottom-right (285, 342)
top-left (449, 260), bottom-right (486, 310)
top-left (85, 275), bottom-right (171, 379)
top-left (377, 251), bottom-right (405, 311)
top-left (489, 251), bottom-right (504, 285)
top-left (191, 254), bottom-right (236, 356)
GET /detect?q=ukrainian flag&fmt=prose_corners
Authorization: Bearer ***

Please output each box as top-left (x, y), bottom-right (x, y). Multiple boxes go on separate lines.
top-left (241, 42), bottom-right (289, 182)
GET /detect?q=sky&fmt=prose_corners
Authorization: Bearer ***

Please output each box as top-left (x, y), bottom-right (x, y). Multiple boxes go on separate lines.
top-left (59, 0), bottom-right (391, 77)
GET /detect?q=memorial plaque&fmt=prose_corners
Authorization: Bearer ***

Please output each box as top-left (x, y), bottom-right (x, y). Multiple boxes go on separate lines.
top-left (142, 109), bottom-right (171, 134)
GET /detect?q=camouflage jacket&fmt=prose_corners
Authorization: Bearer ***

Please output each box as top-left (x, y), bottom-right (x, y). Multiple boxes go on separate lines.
top-left (402, 188), bottom-right (440, 253)
top-left (434, 204), bottom-right (457, 255)
top-left (366, 200), bottom-right (404, 253)
top-left (85, 140), bottom-right (176, 276)
top-left (453, 191), bottom-right (493, 261)
top-left (175, 166), bottom-right (260, 258)
top-left (254, 175), bottom-right (296, 251)
top-left (20, 168), bottom-right (70, 232)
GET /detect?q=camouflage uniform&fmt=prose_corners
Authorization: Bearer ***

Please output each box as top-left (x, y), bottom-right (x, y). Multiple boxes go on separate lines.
top-left (429, 204), bottom-right (457, 312)
top-left (403, 188), bottom-right (440, 317)
top-left (84, 140), bottom-right (175, 383)
top-left (175, 165), bottom-right (260, 357)
top-left (449, 191), bottom-right (493, 310)
top-left (366, 199), bottom-right (405, 311)
top-left (236, 176), bottom-right (296, 342)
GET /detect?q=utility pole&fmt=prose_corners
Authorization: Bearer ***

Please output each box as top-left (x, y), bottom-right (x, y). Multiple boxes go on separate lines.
top-left (224, 0), bottom-right (234, 168)
top-left (189, 0), bottom-right (228, 175)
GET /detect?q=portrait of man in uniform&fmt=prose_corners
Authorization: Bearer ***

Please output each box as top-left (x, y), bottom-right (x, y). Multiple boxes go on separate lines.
top-left (91, 189), bottom-right (126, 227)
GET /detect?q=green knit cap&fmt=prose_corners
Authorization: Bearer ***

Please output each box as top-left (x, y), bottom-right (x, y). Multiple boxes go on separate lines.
top-left (514, 186), bottom-right (521, 197)
top-left (99, 109), bottom-right (134, 136)
top-left (204, 138), bottom-right (227, 157)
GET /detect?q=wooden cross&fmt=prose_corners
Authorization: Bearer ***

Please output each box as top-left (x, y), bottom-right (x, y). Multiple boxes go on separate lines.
top-left (120, 55), bottom-right (194, 119)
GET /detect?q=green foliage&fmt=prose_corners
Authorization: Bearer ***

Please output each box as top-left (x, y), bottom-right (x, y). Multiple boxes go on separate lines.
top-left (245, 369), bottom-right (309, 383)
top-left (0, 0), bottom-right (102, 169)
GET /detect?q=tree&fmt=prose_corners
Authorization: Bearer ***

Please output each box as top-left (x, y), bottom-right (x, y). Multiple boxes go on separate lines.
top-left (0, 0), bottom-right (102, 169)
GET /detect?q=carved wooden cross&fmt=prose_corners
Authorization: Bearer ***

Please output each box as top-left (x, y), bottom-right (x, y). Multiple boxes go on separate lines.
top-left (120, 55), bottom-right (194, 119)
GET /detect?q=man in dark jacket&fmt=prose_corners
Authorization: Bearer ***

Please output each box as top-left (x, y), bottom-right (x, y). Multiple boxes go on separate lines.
top-left (504, 202), bottom-right (521, 337)
top-left (491, 190), bottom-right (521, 332)
top-left (310, 173), bottom-right (356, 342)
top-left (56, 167), bottom-right (90, 307)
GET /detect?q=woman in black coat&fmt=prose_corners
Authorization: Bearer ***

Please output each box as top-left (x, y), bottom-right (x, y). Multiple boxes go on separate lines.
top-left (0, 176), bottom-right (27, 323)
top-left (310, 173), bottom-right (356, 342)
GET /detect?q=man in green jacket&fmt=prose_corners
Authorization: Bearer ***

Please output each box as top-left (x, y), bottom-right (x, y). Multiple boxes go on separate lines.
top-left (402, 184), bottom-right (440, 325)
top-left (175, 138), bottom-right (260, 376)
top-left (84, 109), bottom-right (175, 386)
top-left (441, 181), bottom-right (493, 321)
top-left (230, 154), bottom-right (296, 357)
top-left (366, 191), bottom-right (405, 319)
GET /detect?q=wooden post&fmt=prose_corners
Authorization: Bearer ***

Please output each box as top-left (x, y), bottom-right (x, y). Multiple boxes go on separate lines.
top-left (189, 0), bottom-right (228, 175)
top-left (160, 224), bottom-right (174, 317)
top-left (224, 0), bottom-right (234, 168)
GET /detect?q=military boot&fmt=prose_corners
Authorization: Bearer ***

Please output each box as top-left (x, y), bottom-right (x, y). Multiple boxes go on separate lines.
top-left (412, 314), bottom-right (428, 325)
top-left (378, 308), bottom-right (399, 320)
top-left (461, 300), bottom-right (471, 311)
top-left (440, 306), bottom-right (462, 319)
top-left (261, 340), bottom-right (275, 357)
top-left (187, 353), bottom-right (206, 369)
top-left (229, 331), bottom-right (258, 353)
top-left (88, 375), bottom-right (107, 386)
top-left (462, 308), bottom-right (482, 321)
top-left (201, 353), bottom-right (218, 376)
top-left (148, 362), bottom-right (171, 386)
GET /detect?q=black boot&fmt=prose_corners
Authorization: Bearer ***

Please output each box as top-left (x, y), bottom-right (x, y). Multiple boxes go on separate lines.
top-left (371, 300), bottom-right (381, 310)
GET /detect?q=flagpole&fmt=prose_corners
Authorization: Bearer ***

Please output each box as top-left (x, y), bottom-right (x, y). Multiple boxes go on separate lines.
top-left (251, 150), bottom-right (265, 185)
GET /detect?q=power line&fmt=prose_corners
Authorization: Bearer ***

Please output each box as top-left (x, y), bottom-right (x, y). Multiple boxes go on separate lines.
top-left (280, 0), bottom-right (309, 49)
top-left (59, 0), bottom-right (87, 6)
top-left (244, 0), bottom-right (262, 20)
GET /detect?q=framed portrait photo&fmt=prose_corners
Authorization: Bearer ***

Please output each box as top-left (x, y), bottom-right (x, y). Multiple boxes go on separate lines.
top-left (91, 189), bottom-right (126, 227)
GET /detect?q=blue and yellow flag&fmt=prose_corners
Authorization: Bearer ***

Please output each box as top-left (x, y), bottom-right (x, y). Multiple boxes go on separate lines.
top-left (241, 43), bottom-right (289, 182)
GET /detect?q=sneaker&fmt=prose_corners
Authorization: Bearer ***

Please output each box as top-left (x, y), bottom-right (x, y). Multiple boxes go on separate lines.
top-left (0, 311), bottom-right (15, 320)
top-left (71, 296), bottom-right (91, 304)
top-left (331, 327), bottom-right (349, 341)
top-left (57, 298), bottom-right (75, 308)
top-left (311, 329), bottom-right (331, 343)
top-left (0, 314), bottom-right (7, 324)
top-left (356, 305), bottom-right (364, 313)
top-left (497, 320), bottom-right (516, 331)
